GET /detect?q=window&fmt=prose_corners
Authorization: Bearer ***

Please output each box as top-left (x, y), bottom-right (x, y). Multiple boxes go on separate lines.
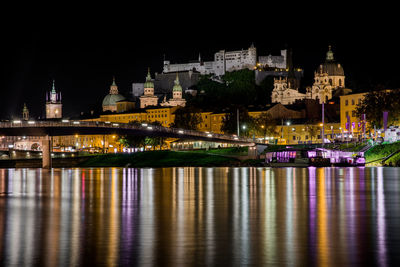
top-left (293, 136), bottom-right (296, 140)
top-left (305, 135), bottom-right (309, 140)
top-left (345, 100), bottom-right (348, 106)
top-left (345, 111), bottom-right (349, 117)
top-left (317, 135), bottom-right (321, 139)
top-left (352, 111), bottom-right (356, 117)
top-left (352, 99), bottom-right (355, 105)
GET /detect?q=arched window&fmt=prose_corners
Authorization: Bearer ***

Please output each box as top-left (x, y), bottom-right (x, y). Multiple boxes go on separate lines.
top-left (339, 79), bottom-right (342, 87)
top-left (329, 79), bottom-right (332, 85)
top-left (325, 95), bottom-right (329, 103)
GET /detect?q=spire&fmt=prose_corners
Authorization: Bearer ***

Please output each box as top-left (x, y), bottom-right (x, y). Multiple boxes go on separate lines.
top-left (198, 53), bottom-right (201, 62)
top-left (144, 67), bottom-right (154, 89)
top-left (51, 80), bottom-right (56, 93)
top-left (146, 68), bottom-right (152, 81)
top-left (112, 76), bottom-right (116, 86)
top-left (175, 72), bottom-right (180, 84)
top-left (326, 45), bottom-right (334, 61)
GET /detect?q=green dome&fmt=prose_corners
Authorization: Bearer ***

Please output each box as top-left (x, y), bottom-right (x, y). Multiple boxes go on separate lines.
top-left (102, 94), bottom-right (126, 107)
top-left (144, 68), bottom-right (154, 88)
top-left (172, 74), bottom-right (182, 92)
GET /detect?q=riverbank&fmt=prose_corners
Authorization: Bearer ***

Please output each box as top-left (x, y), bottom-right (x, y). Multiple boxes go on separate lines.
top-left (365, 142), bottom-right (400, 166)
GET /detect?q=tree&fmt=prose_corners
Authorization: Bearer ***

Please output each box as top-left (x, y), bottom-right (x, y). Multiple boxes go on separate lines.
top-left (119, 121), bottom-right (167, 151)
top-left (305, 125), bottom-right (320, 143)
top-left (171, 107), bottom-right (203, 130)
top-left (221, 107), bottom-right (256, 137)
top-left (118, 135), bottom-right (146, 150)
top-left (190, 69), bottom-right (263, 110)
top-left (254, 112), bottom-right (277, 140)
top-left (257, 75), bottom-right (274, 105)
top-left (355, 90), bottom-right (400, 129)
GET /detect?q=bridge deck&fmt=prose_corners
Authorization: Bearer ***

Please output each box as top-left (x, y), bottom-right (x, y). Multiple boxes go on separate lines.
top-left (0, 120), bottom-right (255, 145)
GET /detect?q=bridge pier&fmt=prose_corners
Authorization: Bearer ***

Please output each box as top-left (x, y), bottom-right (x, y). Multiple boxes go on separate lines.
top-left (42, 135), bottom-right (52, 169)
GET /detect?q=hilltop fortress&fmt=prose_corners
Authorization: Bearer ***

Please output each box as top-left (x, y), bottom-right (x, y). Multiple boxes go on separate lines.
top-left (162, 44), bottom-right (287, 76)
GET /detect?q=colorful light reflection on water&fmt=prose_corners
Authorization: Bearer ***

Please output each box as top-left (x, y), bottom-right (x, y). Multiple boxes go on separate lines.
top-left (1, 167), bottom-right (400, 266)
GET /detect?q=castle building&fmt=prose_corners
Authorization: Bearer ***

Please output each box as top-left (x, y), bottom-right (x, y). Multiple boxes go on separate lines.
top-left (22, 103), bottom-right (29, 120)
top-left (161, 74), bottom-right (186, 107)
top-left (306, 46), bottom-right (347, 103)
top-left (162, 44), bottom-right (286, 76)
top-left (46, 80), bottom-right (62, 119)
top-left (102, 77), bottom-right (126, 112)
top-left (140, 69), bottom-right (159, 108)
top-left (258, 49), bottom-right (287, 69)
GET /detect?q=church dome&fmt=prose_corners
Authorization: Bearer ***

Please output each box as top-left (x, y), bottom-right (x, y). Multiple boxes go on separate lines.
top-left (102, 77), bottom-right (126, 108)
top-left (102, 94), bottom-right (126, 107)
top-left (318, 62), bottom-right (344, 76)
top-left (317, 46), bottom-right (344, 76)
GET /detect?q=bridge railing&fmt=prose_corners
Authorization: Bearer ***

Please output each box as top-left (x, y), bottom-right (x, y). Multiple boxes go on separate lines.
top-left (1, 120), bottom-right (255, 144)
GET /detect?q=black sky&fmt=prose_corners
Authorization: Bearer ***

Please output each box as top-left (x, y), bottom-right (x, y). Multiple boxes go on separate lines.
top-left (2, 7), bottom-right (398, 119)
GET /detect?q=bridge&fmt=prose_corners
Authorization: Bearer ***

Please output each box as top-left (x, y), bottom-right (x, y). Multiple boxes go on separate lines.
top-left (0, 120), bottom-right (256, 168)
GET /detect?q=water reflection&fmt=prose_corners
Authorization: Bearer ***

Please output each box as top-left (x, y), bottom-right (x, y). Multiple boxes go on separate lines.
top-left (1, 167), bottom-right (400, 266)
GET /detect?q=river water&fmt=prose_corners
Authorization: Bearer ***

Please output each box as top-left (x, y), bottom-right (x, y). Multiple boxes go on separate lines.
top-left (0, 167), bottom-right (399, 266)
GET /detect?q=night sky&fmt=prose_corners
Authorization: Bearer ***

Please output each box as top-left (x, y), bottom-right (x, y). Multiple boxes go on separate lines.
top-left (2, 10), bottom-right (398, 119)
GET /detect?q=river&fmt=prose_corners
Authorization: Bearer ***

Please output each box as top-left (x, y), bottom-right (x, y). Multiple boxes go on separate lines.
top-left (1, 167), bottom-right (400, 266)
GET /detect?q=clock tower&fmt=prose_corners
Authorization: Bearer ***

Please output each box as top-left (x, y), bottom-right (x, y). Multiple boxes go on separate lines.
top-left (46, 80), bottom-right (62, 119)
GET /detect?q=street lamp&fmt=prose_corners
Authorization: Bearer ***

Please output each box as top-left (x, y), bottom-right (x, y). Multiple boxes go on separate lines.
top-left (319, 123), bottom-right (323, 146)
top-left (286, 121), bottom-right (291, 144)
top-left (261, 125), bottom-right (266, 142)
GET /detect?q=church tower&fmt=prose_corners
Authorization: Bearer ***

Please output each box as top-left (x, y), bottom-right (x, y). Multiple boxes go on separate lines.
top-left (161, 73), bottom-right (186, 107)
top-left (140, 68), bottom-right (159, 108)
top-left (310, 45), bottom-right (346, 103)
top-left (22, 103), bottom-right (29, 120)
top-left (46, 80), bottom-right (62, 119)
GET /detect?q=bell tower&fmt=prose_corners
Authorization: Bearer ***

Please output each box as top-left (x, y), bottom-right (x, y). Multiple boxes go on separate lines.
top-left (22, 103), bottom-right (29, 120)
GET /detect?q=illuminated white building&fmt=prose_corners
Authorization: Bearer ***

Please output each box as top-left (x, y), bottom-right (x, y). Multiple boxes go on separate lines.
top-left (161, 74), bottom-right (186, 107)
top-left (271, 77), bottom-right (306, 105)
top-left (46, 80), bottom-right (62, 119)
top-left (163, 44), bottom-right (286, 76)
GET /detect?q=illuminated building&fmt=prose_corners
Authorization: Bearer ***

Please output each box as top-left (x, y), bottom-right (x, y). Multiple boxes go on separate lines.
top-left (160, 74), bottom-right (186, 107)
top-left (22, 103), bottom-right (29, 121)
top-left (271, 76), bottom-right (307, 105)
top-left (140, 69), bottom-right (158, 108)
top-left (46, 80), bottom-right (62, 119)
top-left (306, 46), bottom-right (351, 103)
top-left (340, 92), bottom-right (367, 136)
top-left (102, 77), bottom-right (126, 112)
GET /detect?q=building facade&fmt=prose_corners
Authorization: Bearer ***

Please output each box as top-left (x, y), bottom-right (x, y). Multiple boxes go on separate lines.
top-left (161, 74), bottom-right (186, 107)
top-left (271, 77), bottom-right (307, 105)
top-left (340, 92), bottom-right (367, 135)
top-left (306, 46), bottom-right (347, 104)
top-left (140, 69), bottom-right (158, 108)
